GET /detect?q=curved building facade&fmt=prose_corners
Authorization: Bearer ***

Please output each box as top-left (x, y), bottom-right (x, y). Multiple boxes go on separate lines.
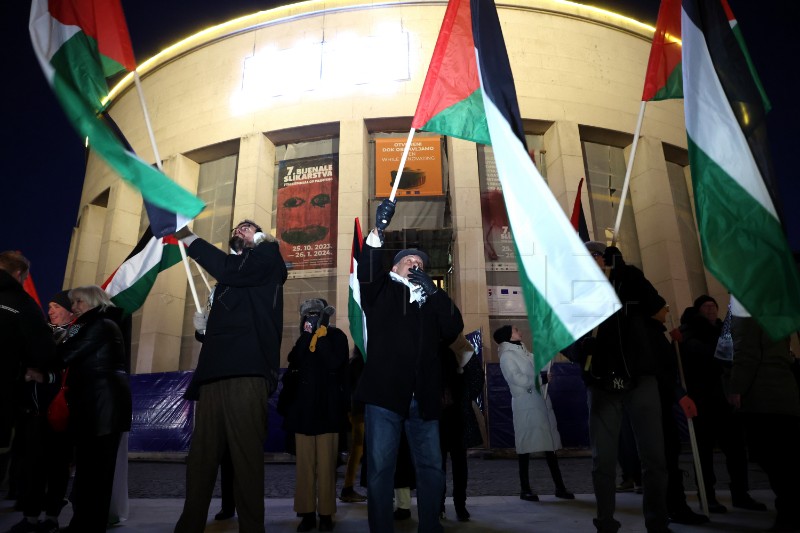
top-left (63, 0), bottom-right (723, 374)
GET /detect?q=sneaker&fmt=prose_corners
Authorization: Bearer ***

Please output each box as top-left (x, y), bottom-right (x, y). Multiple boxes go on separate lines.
top-left (732, 493), bottom-right (768, 512)
top-left (36, 520), bottom-right (59, 533)
top-left (340, 486), bottom-right (367, 503)
top-left (393, 508), bottom-right (411, 520)
top-left (7, 518), bottom-right (38, 533)
top-left (616, 479), bottom-right (635, 492)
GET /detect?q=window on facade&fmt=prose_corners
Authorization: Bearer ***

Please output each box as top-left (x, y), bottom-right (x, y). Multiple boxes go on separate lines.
top-left (582, 141), bottom-right (642, 268)
top-left (667, 160), bottom-right (707, 298)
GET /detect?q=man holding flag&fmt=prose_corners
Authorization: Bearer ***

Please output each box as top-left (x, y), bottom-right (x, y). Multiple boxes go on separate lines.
top-left (355, 199), bottom-right (464, 533)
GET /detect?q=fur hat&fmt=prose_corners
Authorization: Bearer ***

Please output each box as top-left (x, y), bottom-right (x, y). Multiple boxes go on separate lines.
top-left (299, 298), bottom-right (335, 317)
top-left (393, 248), bottom-right (430, 267)
top-left (693, 294), bottom-right (718, 309)
top-left (492, 325), bottom-right (513, 345)
top-left (584, 241), bottom-right (607, 256)
top-left (49, 290), bottom-right (72, 311)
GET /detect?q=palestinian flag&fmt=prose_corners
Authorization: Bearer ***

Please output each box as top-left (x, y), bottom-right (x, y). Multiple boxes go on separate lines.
top-left (22, 272), bottom-right (42, 309)
top-left (29, 0), bottom-right (204, 219)
top-left (682, 0), bottom-right (800, 339)
top-left (348, 218), bottom-right (367, 360)
top-left (642, 0), bottom-right (683, 101)
top-left (101, 227), bottom-right (183, 317)
top-left (570, 178), bottom-right (590, 243)
top-left (414, 0), bottom-right (620, 368)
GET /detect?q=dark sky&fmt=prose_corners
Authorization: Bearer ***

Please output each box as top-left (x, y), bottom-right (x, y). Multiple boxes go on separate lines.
top-left (1, 0), bottom-right (797, 309)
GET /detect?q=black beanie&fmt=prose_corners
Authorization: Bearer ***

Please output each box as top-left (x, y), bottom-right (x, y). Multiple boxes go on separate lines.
top-left (49, 290), bottom-right (72, 311)
top-left (493, 325), bottom-right (513, 345)
top-left (693, 294), bottom-right (717, 309)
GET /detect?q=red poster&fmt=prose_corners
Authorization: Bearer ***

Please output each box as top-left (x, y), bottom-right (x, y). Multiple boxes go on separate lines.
top-left (276, 155), bottom-right (339, 273)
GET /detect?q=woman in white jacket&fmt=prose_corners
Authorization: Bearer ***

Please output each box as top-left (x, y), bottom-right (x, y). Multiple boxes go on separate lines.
top-left (494, 325), bottom-right (574, 501)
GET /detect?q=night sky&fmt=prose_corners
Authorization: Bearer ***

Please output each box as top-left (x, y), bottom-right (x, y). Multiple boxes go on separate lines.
top-left (1, 0), bottom-right (797, 309)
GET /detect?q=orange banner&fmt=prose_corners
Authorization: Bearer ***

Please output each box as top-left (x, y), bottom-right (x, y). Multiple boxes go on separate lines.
top-left (375, 137), bottom-right (443, 197)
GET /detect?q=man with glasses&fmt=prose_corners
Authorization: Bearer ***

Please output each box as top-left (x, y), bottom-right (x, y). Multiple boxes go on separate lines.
top-left (173, 220), bottom-right (287, 533)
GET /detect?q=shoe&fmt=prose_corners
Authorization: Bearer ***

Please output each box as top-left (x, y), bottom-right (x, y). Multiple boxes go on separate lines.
top-left (616, 479), bottom-right (635, 492)
top-left (707, 499), bottom-right (728, 513)
top-left (214, 508), bottom-right (235, 520)
top-left (555, 488), bottom-right (575, 500)
top-left (669, 506), bottom-right (709, 525)
top-left (520, 491), bottom-right (539, 502)
top-left (393, 508), bottom-right (411, 520)
top-left (732, 493), bottom-right (768, 512)
top-left (455, 505), bottom-right (470, 522)
top-left (297, 513), bottom-right (316, 532)
top-left (340, 486), bottom-right (367, 503)
top-left (7, 518), bottom-right (39, 533)
top-left (593, 517), bottom-right (622, 533)
top-left (318, 514), bottom-right (334, 532)
top-left (35, 520), bottom-right (59, 533)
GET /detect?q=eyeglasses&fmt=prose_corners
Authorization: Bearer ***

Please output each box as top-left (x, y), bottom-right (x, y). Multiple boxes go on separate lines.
top-left (232, 224), bottom-right (255, 235)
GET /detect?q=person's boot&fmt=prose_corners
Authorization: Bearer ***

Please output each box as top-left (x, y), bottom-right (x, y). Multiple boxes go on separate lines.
top-left (454, 502), bottom-right (470, 522)
top-left (214, 507), bottom-right (235, 520)
top-left (593, 517), bottom-right (621, 533)
top-left (318, 514), bottom-right (334, 532)
top-left (296, 512), bottom-right (316, 532)
top-left (520, 488), bottom-right (539, 501)
top-left (555, 485), bottom-right (576, 499)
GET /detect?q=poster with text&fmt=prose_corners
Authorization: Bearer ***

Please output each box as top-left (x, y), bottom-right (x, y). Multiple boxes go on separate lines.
top-left (479, 148), bottom-right (517, 271)
top-left (276, 155), bottom-right (338, 274)
top-left (375, 136), bottom-right (443, 197)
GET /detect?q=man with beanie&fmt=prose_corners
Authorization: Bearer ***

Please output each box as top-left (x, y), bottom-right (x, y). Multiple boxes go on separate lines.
top-left (5, 291), bottom-right (74, 533)
top-left (680, 294), bottom-right (765, 513)
top-left (577, 242), bottom-right (671, 533)
top-left (172, 220), bottom-right (287, 533)
top-left (356, 199), bottom-right (464, 533)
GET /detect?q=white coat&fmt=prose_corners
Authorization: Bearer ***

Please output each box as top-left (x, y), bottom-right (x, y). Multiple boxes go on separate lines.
top-left (498, 341), bottom-right (562, 454)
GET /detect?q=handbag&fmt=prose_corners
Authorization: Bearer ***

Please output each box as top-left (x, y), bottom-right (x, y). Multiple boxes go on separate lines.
top-left (47, 369), bottom-right (70, 432)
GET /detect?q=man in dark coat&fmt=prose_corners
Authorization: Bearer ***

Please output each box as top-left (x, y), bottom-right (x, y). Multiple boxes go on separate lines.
top-left (355, 199), bottom-right (464, 533)
top-left (173, 220), bottom-right (287, 533)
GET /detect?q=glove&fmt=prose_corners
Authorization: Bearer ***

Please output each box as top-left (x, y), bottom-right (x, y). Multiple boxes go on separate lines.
top-left (375, 199), bottom-right (396, 231)
top-left (407, 267), bottom-right (437, 297)
top-left (193, 311), bottom-right (208, 334)
top-left (669, 328), bottom-right (683, 342)
top-left (679, 395), bottom-right (697, 419)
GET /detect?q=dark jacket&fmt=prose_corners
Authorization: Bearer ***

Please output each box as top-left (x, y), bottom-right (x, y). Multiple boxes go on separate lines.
top-left (282, 326), bottom-right (350, 435)
top-left (591, 261), bottom-right (666, 381)
top-left (59, 306), bottom-right (132, 437)
top-left (679, 313), bottom-right (727, 413)
top-left (0, 270), bottom-right (55, 446)
top-left (355, 243), bottom-right (464, 420)
top-left (440, 344), bottom-right (484, 449)
top-left (185, 237), bottom-right (288, 400)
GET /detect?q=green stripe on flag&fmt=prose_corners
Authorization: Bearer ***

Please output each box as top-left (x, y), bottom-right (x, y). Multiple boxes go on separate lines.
top-left (650, 62), bottom-right (683, 101)
top-left (421, 90), bottom-right (491, 145)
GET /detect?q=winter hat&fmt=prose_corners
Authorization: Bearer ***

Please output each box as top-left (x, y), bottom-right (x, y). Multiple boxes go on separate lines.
top-left (693, 294), bottom-right (718, 309)
top-left (493, 325), bottom-right (513, 345)
top-left (584, 241), bottom-right (607, 256)
top-left (299, 298), bottom-right (330, 317)
top-left (49, 290), bottom-right (72, 311)
top-left (393, 248), bottom-right (430, 267)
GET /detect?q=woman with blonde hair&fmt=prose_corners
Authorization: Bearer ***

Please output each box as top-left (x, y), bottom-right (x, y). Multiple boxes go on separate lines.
top-left (59, 285), bottom-right (131, 533)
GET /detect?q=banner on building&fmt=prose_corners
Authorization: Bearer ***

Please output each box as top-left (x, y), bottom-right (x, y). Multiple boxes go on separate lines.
top-left (375, 136), bottom-right (443, 197)
top-left (487, 285), bottom-right (526, 316)
top-left (479, 148), bottom-right (516, 270)
top-left (276, 154), bottom-right (339, 275)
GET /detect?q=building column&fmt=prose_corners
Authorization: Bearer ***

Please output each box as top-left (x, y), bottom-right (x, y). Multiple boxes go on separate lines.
top-left (97, 184), bottom-right (144, 284)
top-left (449, 137), bottom-right (489, 341)
top-left (336, 120), bottom-right (370, 346)
top-left (627, 136), bottom-right (691, 313)
top-left (542, 120), bottom-right (592, 233)
top-left (67, 204), bottom-right (108, 288)
top-left (136, 154), bottom-right (200, 374)
top-left (235, 133), bottom-right (276, 232)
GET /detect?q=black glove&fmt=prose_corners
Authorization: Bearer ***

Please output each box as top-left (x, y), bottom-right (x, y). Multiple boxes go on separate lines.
top-left (407, 267), bottom-right (437, 297)
top-left (375, 199), bottom-right (396, 231)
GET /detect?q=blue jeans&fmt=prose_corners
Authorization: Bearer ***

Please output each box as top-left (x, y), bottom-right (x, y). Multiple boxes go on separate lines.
top-left (365, 399), bottom-right (444, 533)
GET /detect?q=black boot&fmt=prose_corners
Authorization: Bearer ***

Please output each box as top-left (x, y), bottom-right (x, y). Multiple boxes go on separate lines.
top-left (546, 451), bottom-right (575, 499)
top-left (297, 513), bottom-right (316, 532)
top-left (518, 453), bottom-right (537, 501)
top-left (318, 514), bottom-right (334, 531)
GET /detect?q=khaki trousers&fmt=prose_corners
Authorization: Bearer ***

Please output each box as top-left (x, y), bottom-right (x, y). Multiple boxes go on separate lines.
top-left (294, 432), bottom-right (339, 515)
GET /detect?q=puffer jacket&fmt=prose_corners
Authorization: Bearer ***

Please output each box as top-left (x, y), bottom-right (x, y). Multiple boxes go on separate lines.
top-left (59, 306), bottom-right (132, 437)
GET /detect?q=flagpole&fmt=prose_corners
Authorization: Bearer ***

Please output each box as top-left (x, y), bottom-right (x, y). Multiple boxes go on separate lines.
top-left (133, 71), bottom-right (202, 313)
top-left (611, 101), bottom-right (647, 246)
top-left (389, 128), bottom-right (417, 202)
top-left (192, 259), bottom-right (213, 292)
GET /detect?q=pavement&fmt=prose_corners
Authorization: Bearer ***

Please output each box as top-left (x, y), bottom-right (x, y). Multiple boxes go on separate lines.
top-left (0, 451), bottom-right (781, 532)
